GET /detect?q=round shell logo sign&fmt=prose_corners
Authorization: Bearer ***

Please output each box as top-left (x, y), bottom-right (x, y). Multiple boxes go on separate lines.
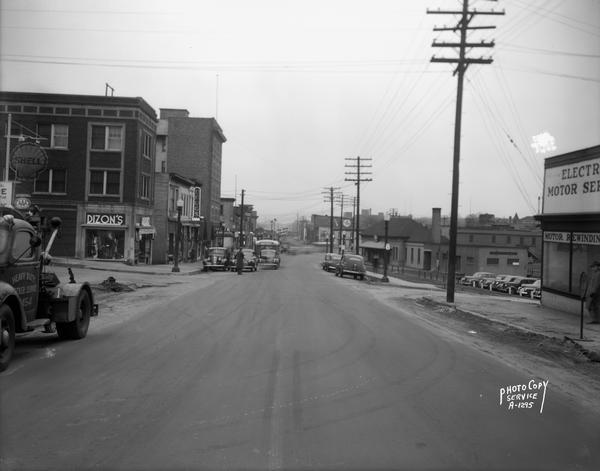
top-left (10, 142), bottom-right (48, 180)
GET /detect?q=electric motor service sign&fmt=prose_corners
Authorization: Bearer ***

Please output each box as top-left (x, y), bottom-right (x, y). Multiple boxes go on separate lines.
top-left (543, 157), bottom-right (600, 214)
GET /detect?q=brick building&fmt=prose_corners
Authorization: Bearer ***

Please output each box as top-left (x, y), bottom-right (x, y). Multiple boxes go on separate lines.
top-left (156, 109), bottom-right (226, 245)
top-left (0, 91), bottom-right (157, 264)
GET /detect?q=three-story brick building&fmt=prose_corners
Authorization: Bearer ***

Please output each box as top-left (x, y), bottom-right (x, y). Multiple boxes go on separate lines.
top-left (0, 92), bottom-right (157, 264)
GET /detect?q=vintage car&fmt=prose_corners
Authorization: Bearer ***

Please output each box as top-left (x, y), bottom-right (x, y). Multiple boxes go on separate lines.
top-left (231, 248), bottom-right (258, 272)
top-left (517, 279), bottom-right (541, 297)
top-left (335, 254), bottom-right (366, 280)
top-left (460, 272), bottom-right (496, 287)
top-left (202, 247), bottom-right (231, 271)
top-left (478, 274), bottom-right (502, 289)
top-left (490, 274), bottom-right (514, 291)
top-left (321, 253), bottom-right (342, 272)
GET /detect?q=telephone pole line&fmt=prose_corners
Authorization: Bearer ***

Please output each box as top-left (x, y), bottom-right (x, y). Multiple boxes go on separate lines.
top-left (345, 156), bottom-right (372, 254)
top-left (427, 0), bottom-right (504, 303)
top-left (322, 186), bottom-right (340, 253)
top-left (239, 189), bottom-right (245, 248)
top-left (335, 192), bottom-right (351, 254)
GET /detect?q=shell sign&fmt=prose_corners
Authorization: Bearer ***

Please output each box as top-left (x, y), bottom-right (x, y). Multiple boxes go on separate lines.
top-left (10, 142), bottom-right (48, 180)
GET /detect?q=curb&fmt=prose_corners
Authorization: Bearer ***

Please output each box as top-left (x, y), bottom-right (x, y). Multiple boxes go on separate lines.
top-left (52, 261), bottom-right (205, 276)
top-left (418, 296), bottom-right (600, 362)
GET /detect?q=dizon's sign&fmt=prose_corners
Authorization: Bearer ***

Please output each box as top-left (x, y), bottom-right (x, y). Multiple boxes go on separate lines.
top-left (543, 157), bottom-right (600, 214)
top-left (86, 213), bottom-right (126, 226)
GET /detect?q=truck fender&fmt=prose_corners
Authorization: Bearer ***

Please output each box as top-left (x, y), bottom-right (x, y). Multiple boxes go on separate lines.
top-left (0, 281), bottom-right (27, 332)
top-left (52, 283), bottom-right (95, 323)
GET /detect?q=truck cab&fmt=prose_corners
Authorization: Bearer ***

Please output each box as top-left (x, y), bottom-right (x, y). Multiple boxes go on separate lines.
top-left (0, 213), bottom-right (98, 372)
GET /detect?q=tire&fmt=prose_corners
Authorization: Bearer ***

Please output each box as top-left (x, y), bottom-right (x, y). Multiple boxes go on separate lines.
top-left (0, 304), bottom-right (16, 373)
top-left (56, 290), bottom-right (91, 340)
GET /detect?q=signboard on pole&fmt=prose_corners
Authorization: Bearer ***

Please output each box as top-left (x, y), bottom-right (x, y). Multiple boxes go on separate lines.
top-left (0, 181), bottom-right (14, 207)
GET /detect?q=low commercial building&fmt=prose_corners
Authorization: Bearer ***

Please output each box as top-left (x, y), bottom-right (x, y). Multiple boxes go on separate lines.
top-left (536, 145), bottom-right (600, 315)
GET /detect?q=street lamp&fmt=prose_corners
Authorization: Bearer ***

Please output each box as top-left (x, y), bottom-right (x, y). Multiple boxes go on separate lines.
top-left (382, 213), bottom-right (390, 283)
top-left (172, 197), bottom-right (184, 273)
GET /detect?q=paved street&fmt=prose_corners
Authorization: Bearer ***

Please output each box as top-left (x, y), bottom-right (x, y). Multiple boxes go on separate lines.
top-left (1, 252), bottom-right (600, 470)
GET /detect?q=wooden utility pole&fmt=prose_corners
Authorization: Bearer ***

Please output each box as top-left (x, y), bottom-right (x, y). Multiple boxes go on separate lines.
top-left (239, 189), bottom-right (245, 248)
top-left (322, 186), bottom-right (339, 253)
top-left (345, 156), bottom-right (372, 254)
top-left (335, 193), bottom-right (350, 254)
top-left (427, 0), bottom-right (504, 303)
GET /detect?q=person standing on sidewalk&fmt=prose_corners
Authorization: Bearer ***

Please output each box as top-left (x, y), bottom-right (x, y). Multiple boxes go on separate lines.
top-left (235, 249), bottom-right (245, 275)
top-left (585, 261), bottom-right (600, 324)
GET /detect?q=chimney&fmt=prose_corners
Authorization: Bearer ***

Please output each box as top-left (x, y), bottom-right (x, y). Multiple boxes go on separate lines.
top-left (432, 208), bottom-right (441, 244)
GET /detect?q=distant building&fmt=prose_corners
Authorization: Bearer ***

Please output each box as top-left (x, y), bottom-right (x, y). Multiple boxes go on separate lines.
top-left (361, 208), bottom-right (540, 276)
top-left (310, 214), bottom-right (354, 251)
top-left (156, 108), bottom-right (226, 245)
top-left (361, 209), bottom-right (446, 271)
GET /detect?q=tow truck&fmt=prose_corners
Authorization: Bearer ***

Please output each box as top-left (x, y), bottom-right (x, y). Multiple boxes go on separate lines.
top-left (0, 208), bottom-right (98, 372)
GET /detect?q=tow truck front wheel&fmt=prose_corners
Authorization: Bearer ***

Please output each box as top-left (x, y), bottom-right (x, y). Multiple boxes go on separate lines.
top-left (56, 290), bottom-right (91, 340)
top-left (0, 305), bottom-right (16, 373)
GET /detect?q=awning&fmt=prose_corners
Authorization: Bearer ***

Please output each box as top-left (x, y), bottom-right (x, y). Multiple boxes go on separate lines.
top-left (361, 241), bottom-right (385, 249)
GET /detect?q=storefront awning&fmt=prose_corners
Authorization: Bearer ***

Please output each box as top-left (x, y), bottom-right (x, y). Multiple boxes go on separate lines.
top-left (361, 241), bottom-right (385, 249)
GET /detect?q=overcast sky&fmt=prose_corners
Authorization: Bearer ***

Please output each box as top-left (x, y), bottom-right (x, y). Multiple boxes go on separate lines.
top-left (1, 0), bottom-right (599, 225)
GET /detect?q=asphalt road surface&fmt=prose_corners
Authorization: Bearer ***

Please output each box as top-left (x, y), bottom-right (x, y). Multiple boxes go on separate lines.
top-left (1, 253), bottom-right (599, 471)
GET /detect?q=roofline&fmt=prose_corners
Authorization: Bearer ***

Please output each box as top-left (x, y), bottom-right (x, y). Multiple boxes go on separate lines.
top-left (0, 91), bottom-right (157, 120)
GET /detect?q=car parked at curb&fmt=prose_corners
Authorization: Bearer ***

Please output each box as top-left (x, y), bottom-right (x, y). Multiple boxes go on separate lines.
top-left (479, 274), bottom-right (502, 289)
top-left (490, 274), bottom-right (514, 291)
top-left (203, 247), bottom-right (231, 271)
top-left (518, 279), bottom-right (541, 297)
top-left (321, 253), bottom-right (342, 272)
top-left (460, 272), bottom-right (495, 287)
top-left (335, 254), bottom-right (366, 280)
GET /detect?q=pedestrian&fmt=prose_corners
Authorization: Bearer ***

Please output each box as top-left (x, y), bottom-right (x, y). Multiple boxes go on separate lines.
top-left (584, 261), bottom-right (600, 324)
top-left (235, 249), bottom-right (245, 275)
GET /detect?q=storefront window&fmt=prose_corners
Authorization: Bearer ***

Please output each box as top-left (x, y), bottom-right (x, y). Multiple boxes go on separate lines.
top-left (86, 229), bottom-right (125, 259)
top-left (544, 233), bottom-right (600, 295)
top-left (572, 242), bottom-right (600, 296)
top-left (543, 241), bottom-right (570, 293)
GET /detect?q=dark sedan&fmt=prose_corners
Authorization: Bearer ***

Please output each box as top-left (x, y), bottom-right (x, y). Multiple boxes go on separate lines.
top-left (321, 253), bottom-right (342, 272)
top-left (335, 254), bottom-right (366, 280)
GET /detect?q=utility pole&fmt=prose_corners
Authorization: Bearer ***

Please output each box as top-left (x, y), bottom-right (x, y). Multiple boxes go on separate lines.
top-left (239, 189), bottom-right (245, 248)
top-left (427, 0), bottom-right (504, 303)
top-left (322, 187), bottom-right (339, 253)
top-left (345, 156), bottom-right (372, 255)
top-left (335, 193), bottom-right (349, 254)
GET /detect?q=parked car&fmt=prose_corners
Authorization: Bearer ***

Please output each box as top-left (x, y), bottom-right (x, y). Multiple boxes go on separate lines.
top-left (518, 279), bottom-right (541, 297)
top-left (321, 253), bottom-right (342, 272)
top-left (231, 248), bottom-right (258, 272)
top-left (335, 254), bottom-right (366, 280)
top-left (203, 247), bottom-right (231, 271)
top-left (495, 275), bottom-right (523, 293)
top-left (479, 274), bottom-right (502, 289)
top-left (491, 274), bottom-right (514, 291)
top-left (460, 272), bottom-right (496, 287)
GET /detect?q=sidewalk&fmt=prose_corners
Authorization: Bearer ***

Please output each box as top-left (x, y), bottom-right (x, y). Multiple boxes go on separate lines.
top-left (365, 271), bottom-right (600, 362)
top-left (51, 257), bottom-right (205, 276)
